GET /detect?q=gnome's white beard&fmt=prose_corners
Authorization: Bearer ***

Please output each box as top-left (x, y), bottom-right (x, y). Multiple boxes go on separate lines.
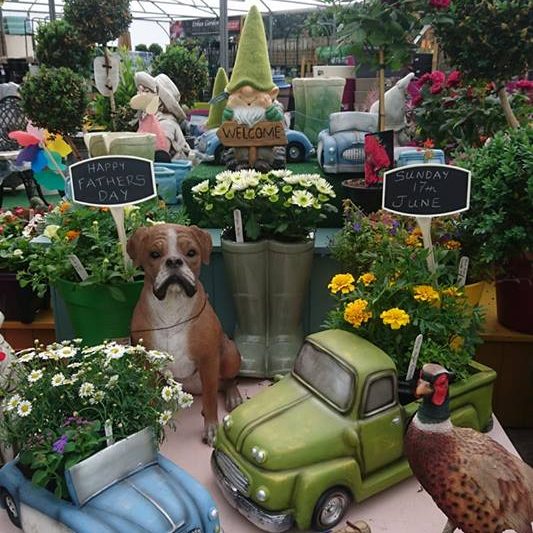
top-left (232, 106), bottom-right (266, 127)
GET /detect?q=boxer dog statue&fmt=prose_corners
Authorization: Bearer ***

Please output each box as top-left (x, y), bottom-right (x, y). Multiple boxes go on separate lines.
top-left (127, 224), bottom-right (242, 445)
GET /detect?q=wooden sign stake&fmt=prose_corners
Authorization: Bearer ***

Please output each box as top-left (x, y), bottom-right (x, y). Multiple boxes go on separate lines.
top-left (416, 216), bottom-right (436, 274)
top-left (110, 206), bottom-right (131, 270)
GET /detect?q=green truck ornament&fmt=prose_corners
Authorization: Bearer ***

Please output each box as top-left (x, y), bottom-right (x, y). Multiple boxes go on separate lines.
top-left (211, 329), bottom-right (496, 532)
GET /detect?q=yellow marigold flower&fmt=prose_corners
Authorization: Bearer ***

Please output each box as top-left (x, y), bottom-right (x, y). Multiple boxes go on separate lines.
top-left (405, 234), bottom-right (422, 247)
top-left (380, 308), bottom-right (410, 330)
top-left (449, 335), bottom-right (464, 352)
top-left (59, 201), bottom-right (71, 214)
top-left (328, 273), bottom-right (355, 294)
top-left (358, 272), bottom-right (376, 286)
top-left (444, 239), bottom-right (461, 250)
top-left (413, 285), bottom-right (440, 304)
top-left (344, 299), bottom-right (372, 328)
top-left (442, 287), bottom-right (463, 298)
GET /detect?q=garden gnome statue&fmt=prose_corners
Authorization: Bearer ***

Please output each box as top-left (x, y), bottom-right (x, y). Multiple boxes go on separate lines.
top-left (220, 5), bottom-right (286, 171)
top-left (134, 71), bottom-right (191, 161)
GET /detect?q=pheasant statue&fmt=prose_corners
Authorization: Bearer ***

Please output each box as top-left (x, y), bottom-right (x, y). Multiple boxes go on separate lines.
top-left (405, 363), bottom-right (533, 533)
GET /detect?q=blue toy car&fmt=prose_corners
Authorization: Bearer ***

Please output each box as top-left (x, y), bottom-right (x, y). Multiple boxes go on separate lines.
top-left (196, 127), bottom-right (315, 165)
top-left (0, 428), bottom-right (221, 533)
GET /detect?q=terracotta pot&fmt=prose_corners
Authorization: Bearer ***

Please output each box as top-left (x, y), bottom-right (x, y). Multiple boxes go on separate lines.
top-left (341, 179), bottom-right (382, 214)
top-left (495, 255), bottom-right (533, 334)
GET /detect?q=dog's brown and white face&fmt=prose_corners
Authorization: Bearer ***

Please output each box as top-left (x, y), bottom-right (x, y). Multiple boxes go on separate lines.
top-left (127, 224), bottom-right (212, 300)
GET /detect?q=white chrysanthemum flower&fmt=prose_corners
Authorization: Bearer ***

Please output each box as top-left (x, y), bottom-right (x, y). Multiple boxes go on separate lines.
top-left (161, 386), bottom-right (174, 402)
top-left (17, 352), bottom-right (35, 363)
top-left (259, 184), bottom-right (279, 197)
top-left (290, 189), bottom-right (315, 208)
top-left (5, 394), bottom-right (21, 412)
top-left (56, 346), bottom-right (76, 359)
top-left (230, 174), bottom-right (252, 191)
top-left (211, 181), bottom-right (231, 196)
top-left (178, 392), bottom-right (194, 409)
top-left (51, 373), bottom-right (66, 387)
top-left (79, 382), bottom-right (95, 398)
top-left (270, 169), bottom-right (293, 178)
top-left (215, 170), bottom-right (235, 182)
top-left (12, 249), bottom-right (23, 257)
top-left (167, 378), bottom-right (183, 394)
top-left (315, 178), bottom-right (336, 197)
top-left (17, 400), bottom-right (32, 417)
top-left (191, 179), bottom-right (210, 194)
top-left (158, 410), bottom-right (173, 425)
top-left (28, 369), bottom-right (44, 383)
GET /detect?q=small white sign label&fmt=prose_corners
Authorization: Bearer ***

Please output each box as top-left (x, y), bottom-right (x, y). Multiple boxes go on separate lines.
top-left (457, 256), bottom-right (469, 288)
top-left (68, 254), bottom-right (89, 281)
top-left (406, 334), bottom-right (423, 381)
top-left (233, 209), bottom-right (244, 243)
top-left (104, 419), bottom-right (114, 447)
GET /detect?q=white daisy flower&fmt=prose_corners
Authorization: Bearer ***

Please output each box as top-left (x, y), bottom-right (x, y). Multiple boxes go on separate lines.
top-left (17, 352), bottom-right (35, 363)
top-left (290, 190), bottom-right (315, 208)
top-left (5, 394), bottom-right (21, 412)
top-left (259, 184), bottom-right (279, 197)
top-left (28, 369), bottom-right (44, 383)
top-left (51, 373), bottom-right (66, 387)
top-left (158, 410), bottom-right (173, 425)
top-left (105, 343), bottom-right (126, 360)
top-left (93, 390), bottom-right (105, 402)
top-left (178, 392), bottom-right (194, 409)
top-left (270, 169), bottom-right (293, 178)
top-left (167, 379), bottom-right (183, 394)
top-left (17, 400), bottom-right (32, 417)
top-left (315, 178), bottom-right (336, 197)
top-left (191, 179), bottom-right (210, 194)
top-left (55, 346), bottom-right (76, 359)
top-left (161, 386), bottom-right (174, 402)
top-left (79, 382), bottom-right (95, 398)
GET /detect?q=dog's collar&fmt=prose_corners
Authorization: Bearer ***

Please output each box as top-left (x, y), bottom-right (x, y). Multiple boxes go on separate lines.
top-left (131, 294), bottom-right (208, 334)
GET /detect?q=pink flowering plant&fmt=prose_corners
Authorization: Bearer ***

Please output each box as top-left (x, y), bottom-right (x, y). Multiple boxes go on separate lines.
top-left (0, 339), bottom-right (193, 499)
top-left (408, 71), bottom-right (532, 153)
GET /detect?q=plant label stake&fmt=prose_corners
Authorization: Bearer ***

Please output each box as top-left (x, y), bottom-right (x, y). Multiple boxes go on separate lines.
top-left (69, 155), bottom-right (156, 269)
top-left (406, 333), bottom-right (423, 381)
top-left (457, 256), bottom-right (469, 288)
top-left (383, 164), bottom-right (471, 274)
top-left (233, 209), bottom-right (244, 243)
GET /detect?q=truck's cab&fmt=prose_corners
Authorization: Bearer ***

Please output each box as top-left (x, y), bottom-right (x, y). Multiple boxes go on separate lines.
top-left (212, 329), bottom-right (496, 532)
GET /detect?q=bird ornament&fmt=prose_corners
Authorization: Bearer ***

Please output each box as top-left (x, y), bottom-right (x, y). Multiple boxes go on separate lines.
top-left (405, 363), bottom-right (533, 533)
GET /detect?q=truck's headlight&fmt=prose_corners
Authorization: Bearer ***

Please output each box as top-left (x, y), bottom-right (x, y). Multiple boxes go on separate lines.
top-left (208, 507), bottom-right (218, 521)
top-left (223, 414), bottom-right (232, 430)
top-left (251, 446), bottom-right (267, 464)
top-left (329, 146), bottom-right (335, 153)
top-left (256, 487), bottom-right (269, 502)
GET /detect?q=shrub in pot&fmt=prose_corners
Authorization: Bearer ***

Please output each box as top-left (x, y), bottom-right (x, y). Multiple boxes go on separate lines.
top-left (457, 126), bottom-right (533, 333)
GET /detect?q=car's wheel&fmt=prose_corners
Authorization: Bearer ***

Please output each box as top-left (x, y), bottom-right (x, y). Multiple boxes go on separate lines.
top-left (311, 486), bottom-right (352, 531)
top-left (286, 142), bottom-right (304, 163)
top-left (1, 489), bottom-right (21, 528)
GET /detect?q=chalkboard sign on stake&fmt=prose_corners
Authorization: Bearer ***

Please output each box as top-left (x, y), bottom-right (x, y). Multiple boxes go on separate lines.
top-left (382, 163), bottom-right (471, 274)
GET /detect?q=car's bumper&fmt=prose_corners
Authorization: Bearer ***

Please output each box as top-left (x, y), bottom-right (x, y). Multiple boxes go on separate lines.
top-left (211, 452), bottom-right (293, 533)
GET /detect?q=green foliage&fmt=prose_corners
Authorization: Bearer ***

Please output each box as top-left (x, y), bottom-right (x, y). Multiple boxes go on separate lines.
top-left (456, 127), bottom-right (533, 268)
top-left (20, 66), bottom-right (89, 135)
top-left (18, 200), bottom-right (189, 297)
top-left (1, 339), bottom-right (193, 498)
top-left (148, 43), bottom-right (163, 56)
top-left (325, 244), bottom-right (485, 381)
top-left (63, 0), bottom-right (132, 46)
top-left (410, 71), bottom-right (532, 153)
top-left (90, 50), bottom-right (143, 131)
top-left (35, 20), bottom-right (93, 74)
top-left (135, 44), bottom-right (148, 52)
top-left (431, 0), bottom-right (531, 85)
top-left (151, 44), bottom-right (209, 107)
top-left (191, 169), bottom-right (337, 242)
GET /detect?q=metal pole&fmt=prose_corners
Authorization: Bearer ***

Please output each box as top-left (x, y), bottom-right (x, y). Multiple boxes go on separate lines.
top-left (48, 0), bottom-right (56, 21)
top-left (219, 0), bottom-right (228, 72)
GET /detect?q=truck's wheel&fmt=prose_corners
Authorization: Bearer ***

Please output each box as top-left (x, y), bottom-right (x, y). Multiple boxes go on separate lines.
top-left (311, 487), bottom-right (352, 531)
top-left (1, 489), bottom-right (21, 528)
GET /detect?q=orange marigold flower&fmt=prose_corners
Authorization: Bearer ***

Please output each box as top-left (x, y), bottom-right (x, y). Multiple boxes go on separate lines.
top-left (344, 299), bottom-right (372, 328)
top-left (59, 201), bottom-right (71, 214)
top-left (405, 234), bottom-right (422, 247)
top-left (449, 335), bottom-right (464, 352)
top-left (66, 230), bottom-right (80, 241)
top-left (328, 273), bottom-right (355, 294)
top-left (422, 139), bottom-right (435, 149)
top-left (358, 272), bottom-right (376, 286)
top-left (380, 308), bottom-right (410, 330)
top-left (442, 287), bottom-right (463, 298)
top-left (444, 239), bottom-right (461, 250)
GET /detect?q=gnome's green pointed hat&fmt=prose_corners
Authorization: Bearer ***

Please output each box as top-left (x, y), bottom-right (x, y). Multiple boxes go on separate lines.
top-left (207, 67), bottom-right (228, 129)
top-left (226, 5), bottom-right (275, 93)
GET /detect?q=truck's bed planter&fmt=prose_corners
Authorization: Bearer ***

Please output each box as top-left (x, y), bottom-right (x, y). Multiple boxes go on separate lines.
top-left (212, 329), bottom-right (496, 532)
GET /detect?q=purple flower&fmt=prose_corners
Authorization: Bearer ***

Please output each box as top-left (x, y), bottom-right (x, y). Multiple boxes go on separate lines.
top-left (353, 223), bottom-right (362, 232)
top-left (52, 435), bottom-right (68, 454)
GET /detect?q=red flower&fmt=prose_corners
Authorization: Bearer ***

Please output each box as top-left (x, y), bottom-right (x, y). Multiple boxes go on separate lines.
top-left (446, 70), bottom-right (461, 88)
top-left (429, 0), bottom-right (451, 8)
top-left (422, 139), bottom-right (435, 149)
top-left (416, 73), bottom-right (432, 87)
top-left (364, 135), bottom-right (391, 186)
top-left (430, 71), bottom-right (446, 85)
top-left (0, 226), bottom-right (3, 234)
top-left (516, 79), bottom-right (533, 91)
top-left (0, 352), bottom-right (6, 362)
top-left (411, 93), bottom-right (423, 107)
top-left (466, 86), bottom-right (474, 99)
top-left (430, 83), bottom-right (443, 94)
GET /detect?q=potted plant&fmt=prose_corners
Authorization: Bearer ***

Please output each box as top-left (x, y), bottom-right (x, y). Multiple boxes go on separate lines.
top-left (18, 199), bottom-right (189, 343)
top-left (192, 168), bottom-right (337, 376)
top-left (0, 207), bottom-right (49, 323)
top-left (457, 126), bottom-right (533, 333)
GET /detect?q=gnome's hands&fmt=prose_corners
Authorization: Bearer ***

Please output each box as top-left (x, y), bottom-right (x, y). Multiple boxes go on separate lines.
top-left (265, 104), bottom-right (283, 122)
top-left (222, 107), bottom-right (234, 121)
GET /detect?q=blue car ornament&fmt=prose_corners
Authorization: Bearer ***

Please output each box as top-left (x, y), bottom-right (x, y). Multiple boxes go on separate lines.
top-left (0, 428), bottom-right (221, 533)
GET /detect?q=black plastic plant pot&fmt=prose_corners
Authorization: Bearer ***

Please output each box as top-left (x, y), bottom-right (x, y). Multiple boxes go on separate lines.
top-left (0, 271), bottom-right (48, 324)
top-left (341, 179), bottom-right (383, 215)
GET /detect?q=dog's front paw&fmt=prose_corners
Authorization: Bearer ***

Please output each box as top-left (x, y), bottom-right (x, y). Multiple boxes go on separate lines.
top-left (225, 385), bottom-right (243, 412)
top-left (202, 422), bottom-right (218, 447)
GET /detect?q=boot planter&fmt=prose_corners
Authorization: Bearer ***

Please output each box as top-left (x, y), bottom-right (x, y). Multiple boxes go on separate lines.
top-left (222, 238), bottom-right (314, 377)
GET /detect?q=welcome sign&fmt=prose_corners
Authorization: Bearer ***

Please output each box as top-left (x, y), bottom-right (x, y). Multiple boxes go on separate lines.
top-left (217, 120), bottom-right (288, 147)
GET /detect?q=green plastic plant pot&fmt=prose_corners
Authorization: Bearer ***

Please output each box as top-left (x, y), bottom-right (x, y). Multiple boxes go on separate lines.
top-left (54, 279), bottom-right (143, 345)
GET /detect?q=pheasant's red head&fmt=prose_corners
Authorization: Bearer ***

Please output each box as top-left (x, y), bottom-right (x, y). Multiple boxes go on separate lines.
top-left (416, 363), bottom-right (450, 405)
